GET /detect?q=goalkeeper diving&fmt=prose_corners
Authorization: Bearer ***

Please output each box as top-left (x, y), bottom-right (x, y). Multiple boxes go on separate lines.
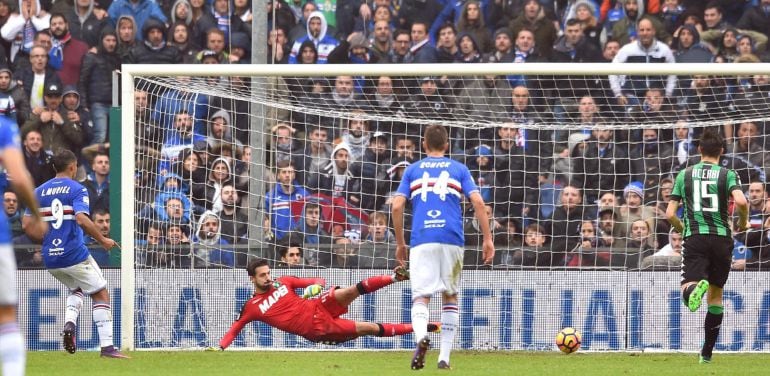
top-left (217, 259), bottom-right (439, 349)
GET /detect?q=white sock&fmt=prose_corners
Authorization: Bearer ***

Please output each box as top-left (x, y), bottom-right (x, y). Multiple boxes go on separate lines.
top-left (92, 302), bottom-right (113, 348)
top-left (411, 301), bottom-right (429, 343)
top-left (438, 304), bottom-right (459, 364)
top-left (65, 291), bottom-right (83, 325)
top-left (0, 323), bottom-right (25, 376)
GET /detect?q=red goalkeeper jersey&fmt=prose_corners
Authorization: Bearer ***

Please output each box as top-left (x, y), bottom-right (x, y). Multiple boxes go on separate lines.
top-left (219, 276), bottom-right (325, 349)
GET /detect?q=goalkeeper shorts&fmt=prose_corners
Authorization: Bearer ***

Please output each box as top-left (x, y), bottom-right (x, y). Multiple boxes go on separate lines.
top-left (307, 288), bottom-right (358, 343)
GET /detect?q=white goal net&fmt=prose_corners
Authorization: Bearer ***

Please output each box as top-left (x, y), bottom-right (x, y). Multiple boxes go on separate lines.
top-left (120, 63), bottom-right (770, 352)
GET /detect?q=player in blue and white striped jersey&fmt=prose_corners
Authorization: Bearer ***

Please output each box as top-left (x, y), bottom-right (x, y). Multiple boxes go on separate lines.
top-left (0, 115), bottom-right (47, 376)
top-left (23, 150), bottom-right (127, 359)
top-left (392, 124), bottom-right (495, 370)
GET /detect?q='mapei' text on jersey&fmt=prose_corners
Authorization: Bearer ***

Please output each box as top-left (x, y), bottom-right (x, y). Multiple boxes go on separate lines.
top-left (0, 117), bottom-right (21, 244)
top-left (28, 177), bottom-right (91, 268)
top-left (395, 156), bottom-right (479, 247)
top-left (218, 276), bottom-right (325, 348)
top-left (671, 161), bottom-right (741, 238)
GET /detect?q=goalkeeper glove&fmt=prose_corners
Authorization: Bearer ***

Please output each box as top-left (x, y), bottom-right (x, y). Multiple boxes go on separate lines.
top-left (302, 284), bottom-right (323, 299)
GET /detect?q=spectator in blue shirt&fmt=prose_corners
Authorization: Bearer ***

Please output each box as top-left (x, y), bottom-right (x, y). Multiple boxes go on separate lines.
top-left (265, 159), bottom-right (309, 241)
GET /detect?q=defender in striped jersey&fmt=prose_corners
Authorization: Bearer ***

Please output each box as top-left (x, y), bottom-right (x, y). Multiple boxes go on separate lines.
top-left (0, 114), bottom-right (47, 376)
top-left (392, 125), bottom-right (495, 370)
top-left (666, 128), bottom-right (748, 364)
top-left (23, 150), bottom-right (127, 359)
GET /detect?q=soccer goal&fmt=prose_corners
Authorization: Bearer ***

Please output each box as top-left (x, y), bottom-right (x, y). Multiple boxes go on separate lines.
top-left (120, 63), bottom-right (770, 352)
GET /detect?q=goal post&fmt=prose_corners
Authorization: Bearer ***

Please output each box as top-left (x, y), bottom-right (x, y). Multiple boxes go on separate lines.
top-left (120, 63), bottom-right (770, 352)
top-left (120, 69), bottom-right (136, 350)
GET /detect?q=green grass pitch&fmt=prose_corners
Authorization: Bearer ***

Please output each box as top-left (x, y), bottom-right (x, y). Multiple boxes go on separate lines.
top-left (27, 351), bottom-right (770, 376)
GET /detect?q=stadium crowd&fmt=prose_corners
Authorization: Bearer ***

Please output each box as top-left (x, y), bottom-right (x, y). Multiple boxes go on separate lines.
top-left (3, 0), bottom-right (770, 271)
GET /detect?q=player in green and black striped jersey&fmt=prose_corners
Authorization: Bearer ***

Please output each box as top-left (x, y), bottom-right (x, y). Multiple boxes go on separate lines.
top-left (672, 161), bottom-right (739, 238)
top-left (666, 128), bottom-right (748, 365)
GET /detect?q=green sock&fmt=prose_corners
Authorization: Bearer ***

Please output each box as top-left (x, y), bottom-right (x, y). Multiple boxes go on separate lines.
top-left (702, 305), bottom-right (724, 358)
top-left (708, 305), bottom-right (724, 315)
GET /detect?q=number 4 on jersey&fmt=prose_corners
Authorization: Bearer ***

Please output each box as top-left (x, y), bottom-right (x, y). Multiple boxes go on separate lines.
top-left (421, 171), bottom-right (451, 202)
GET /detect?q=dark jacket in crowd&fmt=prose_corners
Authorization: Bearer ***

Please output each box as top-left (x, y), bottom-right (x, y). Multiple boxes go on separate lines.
top-left (23, 148), bottom-right (55, 187)
top-left (673, 25), bottom-right (713, 63)
top-left (82, 175), bottom-right (110, 212)
top-left (550, 34), bottom-right (603, 99)
top-left (18, 67), bottom-right (59, 103)
top-left (20, 106), bottom-right (88, 157)
top-left (572, 138), bottom-right (631, 203)
top-left (124, 18), bottom-right (181, 64)
top-left (737, 4), bottom-right (770, 38)
top-left (66, 1), bottom-right (109, 48)
top-left (545, 204), bottom-right (585, 265)
top-left (79, 28), bottom-right (122, 106)
top-left (0, 73), bottom-right (30, 124)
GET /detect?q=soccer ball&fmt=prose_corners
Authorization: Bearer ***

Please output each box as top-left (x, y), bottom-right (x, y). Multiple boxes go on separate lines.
top-left (555, 327), bottom-right (582, 354)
